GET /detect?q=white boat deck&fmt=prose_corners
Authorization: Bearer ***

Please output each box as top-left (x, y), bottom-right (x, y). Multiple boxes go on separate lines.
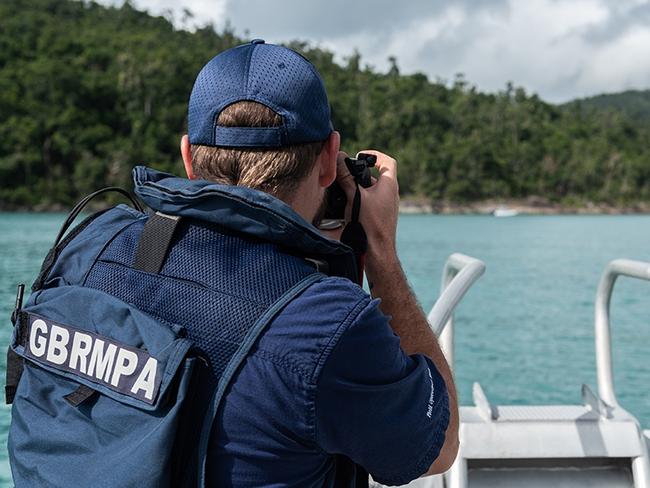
top-left (374, 255), bottom-right (650, 488)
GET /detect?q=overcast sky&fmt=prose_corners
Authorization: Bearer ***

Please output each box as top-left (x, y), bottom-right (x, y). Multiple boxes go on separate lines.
top-left (104, 0), bottom-right (650, 103)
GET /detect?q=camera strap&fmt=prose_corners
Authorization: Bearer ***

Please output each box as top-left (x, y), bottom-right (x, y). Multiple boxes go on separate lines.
top-left (340, 184), bottom-right (367, 285)
top-left (338, 185), bottom-right (371, 487)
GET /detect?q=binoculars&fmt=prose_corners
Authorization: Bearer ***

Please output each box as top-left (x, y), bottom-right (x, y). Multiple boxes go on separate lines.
top-left (324, 153), bottom-right (377, 221)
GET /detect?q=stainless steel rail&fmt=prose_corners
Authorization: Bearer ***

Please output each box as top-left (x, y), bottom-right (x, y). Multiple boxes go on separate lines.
top-left (595, 259), bottom-right (650, 408)
top-left (428, 253), bottom-right (486, 368)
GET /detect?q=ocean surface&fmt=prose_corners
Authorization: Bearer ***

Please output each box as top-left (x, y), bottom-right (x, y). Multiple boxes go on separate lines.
top-left (2, 212), bottom-right (650, 484)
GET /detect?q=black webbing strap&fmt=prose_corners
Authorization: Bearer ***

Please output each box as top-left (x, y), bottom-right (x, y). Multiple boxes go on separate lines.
top-left (6, 310), bottom-right (28, 405)
top-left (340, 186), bottom-right (368, 285)
top-left (356, 467), bottom-right (369, 488)
top-left (5, 348), bottom-right (22, 405)
top-left (336, 187), bottom-right (370, 486)
top-left (351, 185), bottom-right (362, 224)
top-left (63, 384), bottom-right (96, 407)
top-left (133, 212), bottom-right (182, 274)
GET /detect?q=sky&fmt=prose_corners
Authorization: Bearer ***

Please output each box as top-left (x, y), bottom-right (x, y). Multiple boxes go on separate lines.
top-left (103, 0), bottom-right (650, 103)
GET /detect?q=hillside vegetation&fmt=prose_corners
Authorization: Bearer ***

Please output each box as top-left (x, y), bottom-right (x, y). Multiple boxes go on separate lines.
top-left (564, 90), bottom-right (650, 123)
top-left (1, 0), bottom-right (650, 209)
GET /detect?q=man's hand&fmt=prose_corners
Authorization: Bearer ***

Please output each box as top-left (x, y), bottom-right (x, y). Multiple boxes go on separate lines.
top-left (334, 150), bottom-right (400, 273)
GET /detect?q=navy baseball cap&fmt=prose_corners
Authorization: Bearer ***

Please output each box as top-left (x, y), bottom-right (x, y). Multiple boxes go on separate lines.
top-left (188, 39), bottom-right (333, 148)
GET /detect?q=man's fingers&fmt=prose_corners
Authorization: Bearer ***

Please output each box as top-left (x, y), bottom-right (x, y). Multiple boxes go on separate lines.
top-left (357, 149), bottom-right (397, 180)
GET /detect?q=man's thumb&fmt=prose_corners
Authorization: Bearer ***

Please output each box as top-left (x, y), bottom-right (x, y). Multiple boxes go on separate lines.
top-left (335, 152), bottom-right (356, 200)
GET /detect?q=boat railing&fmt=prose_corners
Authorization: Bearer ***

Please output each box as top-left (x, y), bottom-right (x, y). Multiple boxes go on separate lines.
top-left (401, 256), bottom-right (650, 488)
top-left (428, 253), bottom-right (486, 367)
top-left (595, 259), bottom-right (650, 408)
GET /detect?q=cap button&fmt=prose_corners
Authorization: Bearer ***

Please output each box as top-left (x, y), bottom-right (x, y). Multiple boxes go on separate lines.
top-left (251, 39), bottom-right (265, 45)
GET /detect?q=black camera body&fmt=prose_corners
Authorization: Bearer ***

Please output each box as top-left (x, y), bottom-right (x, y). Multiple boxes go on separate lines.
top-left (324, 153), bottom-right (376, 221)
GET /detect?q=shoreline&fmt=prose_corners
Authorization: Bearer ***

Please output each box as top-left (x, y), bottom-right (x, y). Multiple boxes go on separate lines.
top-left (399, 197), bottom-right (650, 215)
top-left (3, 198), bottom-right (650, 216)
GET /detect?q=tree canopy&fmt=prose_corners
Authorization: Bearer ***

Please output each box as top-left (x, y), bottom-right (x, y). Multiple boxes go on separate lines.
top-left (1, 0), bottom-right (649, 209)
top-left (565, 90), bottom-right (650, 124)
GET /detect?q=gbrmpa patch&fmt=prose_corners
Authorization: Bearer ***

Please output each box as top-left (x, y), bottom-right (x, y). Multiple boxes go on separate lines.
top-left (24, 313), bottom-right (161, 404)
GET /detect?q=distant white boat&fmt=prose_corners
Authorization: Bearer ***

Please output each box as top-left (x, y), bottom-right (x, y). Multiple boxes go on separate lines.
top-left (493, 207), bottom-right (519, 217)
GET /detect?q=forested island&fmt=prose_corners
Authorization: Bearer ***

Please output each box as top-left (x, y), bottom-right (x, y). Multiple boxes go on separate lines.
top-left (1, 0), bottom-right (650, 212)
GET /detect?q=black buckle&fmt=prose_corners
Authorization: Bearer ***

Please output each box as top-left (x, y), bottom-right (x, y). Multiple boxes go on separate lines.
top-left (10, 284), bottom-right (24, 326)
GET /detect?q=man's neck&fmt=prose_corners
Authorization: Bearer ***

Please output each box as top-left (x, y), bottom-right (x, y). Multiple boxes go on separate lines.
top-left (285, 182), bottom-right (321, 226)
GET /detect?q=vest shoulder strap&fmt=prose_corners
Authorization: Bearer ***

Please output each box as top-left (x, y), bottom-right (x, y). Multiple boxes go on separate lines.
top-left (196, 271), bottom-right (324, 486)
top-left (133, 212), bottom-right (181, 274)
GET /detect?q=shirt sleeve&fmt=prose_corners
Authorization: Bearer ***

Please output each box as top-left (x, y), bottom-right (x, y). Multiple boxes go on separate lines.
top-left (314, 298), bottom-right (450, 486)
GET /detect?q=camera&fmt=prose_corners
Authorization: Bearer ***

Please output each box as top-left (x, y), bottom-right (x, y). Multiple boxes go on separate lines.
top-left (323, 153), bottom-right (376, 223)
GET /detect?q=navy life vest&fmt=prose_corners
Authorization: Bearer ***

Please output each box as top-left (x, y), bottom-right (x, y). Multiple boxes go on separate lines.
top-left (6, 167), bottom-right (367, 487)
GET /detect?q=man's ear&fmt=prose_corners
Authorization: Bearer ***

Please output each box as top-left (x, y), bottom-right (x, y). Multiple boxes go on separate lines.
top-left (181, 135), bottom-right (195, 180)
top-left (319, 131), bottom-right (340, 188)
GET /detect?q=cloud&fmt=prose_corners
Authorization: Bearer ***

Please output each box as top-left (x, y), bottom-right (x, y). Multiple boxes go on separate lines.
top-left (101, 0), bottom-right (228, 27)
top-left (581, 0), bottom-right (650, 43)
top-left (99, 0), bottom-right (650, 103)
top-left (578, 25), bottom-right (650, 94)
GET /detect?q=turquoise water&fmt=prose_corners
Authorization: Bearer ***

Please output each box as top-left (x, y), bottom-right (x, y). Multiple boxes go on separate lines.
top-left (2, 213), bottom-right (650, 483)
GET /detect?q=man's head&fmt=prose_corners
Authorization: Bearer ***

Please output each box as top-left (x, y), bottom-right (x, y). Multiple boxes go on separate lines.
top-left (180, 40), bottom-right (340, 224)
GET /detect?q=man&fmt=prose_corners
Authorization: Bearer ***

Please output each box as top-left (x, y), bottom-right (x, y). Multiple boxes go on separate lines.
top-left (178, 39), bottom-right (459, 486)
